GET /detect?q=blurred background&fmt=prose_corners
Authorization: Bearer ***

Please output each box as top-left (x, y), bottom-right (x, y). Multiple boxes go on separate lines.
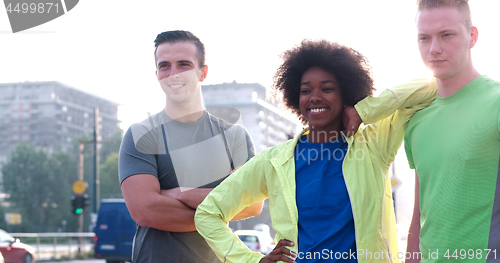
top-left (0, 0), bottom-right (499, 261)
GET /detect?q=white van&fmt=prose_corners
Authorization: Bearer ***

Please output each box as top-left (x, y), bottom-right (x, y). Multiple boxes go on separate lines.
top-left (234, 229), bottom-right (275, 255)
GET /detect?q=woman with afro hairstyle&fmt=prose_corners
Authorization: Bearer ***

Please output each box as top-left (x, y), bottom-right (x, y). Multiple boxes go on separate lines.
top-left (195, 40), bottom-right (437, 263)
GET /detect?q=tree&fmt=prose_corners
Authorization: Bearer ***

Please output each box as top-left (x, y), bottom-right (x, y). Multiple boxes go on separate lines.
top-left (51, 148), bottom-right (79, 231)
top-left (1, 130), bottom-right (123, 233)
top-left (99, 131), bottom-right (122, 162)
top-left (99, 153), bottom-right (122, 199)
top-left (1, 143), bottom-right (75, 232)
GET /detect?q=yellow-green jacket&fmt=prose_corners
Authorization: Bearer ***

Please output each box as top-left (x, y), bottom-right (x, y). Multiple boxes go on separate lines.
top-left (195, 79), bottom-right (438, 263)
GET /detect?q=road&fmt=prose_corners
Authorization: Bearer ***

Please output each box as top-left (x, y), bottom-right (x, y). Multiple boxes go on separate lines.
top-left (32, 243), bottom-right (93, 261)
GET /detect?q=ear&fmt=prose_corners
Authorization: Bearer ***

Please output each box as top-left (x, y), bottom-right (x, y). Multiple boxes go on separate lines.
top-left (199, 65), bottom-right (208, 82)
top-left (155, 71), bottom-right (159, 80)
top-left (469, 26), bottom-right (479, 48)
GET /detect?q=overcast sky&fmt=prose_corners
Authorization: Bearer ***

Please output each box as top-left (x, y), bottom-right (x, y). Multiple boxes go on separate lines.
top-left (1, 0), bottom-right (499, 131)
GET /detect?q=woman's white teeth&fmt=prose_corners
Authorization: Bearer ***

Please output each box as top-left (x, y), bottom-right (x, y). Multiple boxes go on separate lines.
top-left (310, 108), bottom-right (326, 113)
top-left (169, 84), bottom-right (183, 88)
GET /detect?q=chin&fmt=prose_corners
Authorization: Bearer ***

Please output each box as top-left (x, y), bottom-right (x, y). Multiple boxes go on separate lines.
top-left (168, 95), bottom-right (188, 104)
top-left (427, 67), bottom-right (448, 79)
top-left (308, 123), bottom-right (328, 130)
top-left (431, 72), bottom-right (451, 80)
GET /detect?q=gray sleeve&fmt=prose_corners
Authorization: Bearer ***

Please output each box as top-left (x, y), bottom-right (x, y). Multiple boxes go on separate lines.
top-left (227, 125), bottom-right (255, 168)
top-left (244, 128), bottom-right (255, 160)
top-left (118, 126), bottom-right (159, 184)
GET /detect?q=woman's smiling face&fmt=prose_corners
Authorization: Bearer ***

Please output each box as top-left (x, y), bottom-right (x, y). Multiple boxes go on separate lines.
top-left (299, 67), bottom-right (344, 134)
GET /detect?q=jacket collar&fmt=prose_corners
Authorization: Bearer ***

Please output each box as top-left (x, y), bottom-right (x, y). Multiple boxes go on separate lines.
top-left (271, 128), bottom-right (308, 166)
top-left (272, 126), bottom-right (354, 167)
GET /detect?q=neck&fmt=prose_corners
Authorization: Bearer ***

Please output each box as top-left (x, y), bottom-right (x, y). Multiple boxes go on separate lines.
top-left (437, 66), bottom-right (480, 97)
top-left (164, 95), bottom-right (205, 122)
top-left (307, 126), bottom-right (342, 143)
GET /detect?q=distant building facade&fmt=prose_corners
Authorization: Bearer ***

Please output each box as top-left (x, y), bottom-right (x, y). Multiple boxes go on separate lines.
top-left (0, 81), bottom-right (120, 156)
top-left (203, 81), bottom-right (301, 153)
top-left (203, 81), bottom-right (301, 236)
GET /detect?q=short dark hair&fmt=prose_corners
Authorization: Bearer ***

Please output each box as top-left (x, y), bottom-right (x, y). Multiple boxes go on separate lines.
top-left (417, 0), bottom-right (472, 29)
top-left (272, 40), bottom-right (374, 125)
top-left (153, 30), bottom-right (206, 68)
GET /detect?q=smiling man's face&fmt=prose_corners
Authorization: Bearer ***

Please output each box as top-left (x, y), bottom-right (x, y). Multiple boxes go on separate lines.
top-left (155, 41), bottom-right (207, 104)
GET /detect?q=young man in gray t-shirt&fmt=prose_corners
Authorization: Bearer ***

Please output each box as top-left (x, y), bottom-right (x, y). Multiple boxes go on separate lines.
top-left (119, 30), bottom-right (261, 263)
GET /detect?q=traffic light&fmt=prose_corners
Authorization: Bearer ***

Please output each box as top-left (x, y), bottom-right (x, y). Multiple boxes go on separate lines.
top-left (83, 194), bottom-right (90, 208)
top-left (71, 194), bottom-right (89, 215)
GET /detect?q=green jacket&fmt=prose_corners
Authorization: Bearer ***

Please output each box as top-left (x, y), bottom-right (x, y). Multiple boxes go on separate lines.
top-left (195, 79), bottom-right (438, 263)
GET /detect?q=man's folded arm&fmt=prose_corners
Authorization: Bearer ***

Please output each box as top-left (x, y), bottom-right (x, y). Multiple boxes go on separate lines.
top-left (161, 186), bottom-right (263, 220)
top-left (121, 173), bottom-right (197, 232)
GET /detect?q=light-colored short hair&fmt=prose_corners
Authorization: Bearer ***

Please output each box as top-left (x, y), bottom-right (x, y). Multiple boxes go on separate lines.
top-left (417, 0), bottom-right (472, 29)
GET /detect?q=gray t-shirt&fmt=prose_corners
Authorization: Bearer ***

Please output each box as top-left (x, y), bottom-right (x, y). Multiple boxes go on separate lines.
top-left (119, 110), bottom-right (255, 263)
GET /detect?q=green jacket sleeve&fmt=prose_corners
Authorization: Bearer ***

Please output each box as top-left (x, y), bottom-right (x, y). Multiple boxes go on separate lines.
top-left (195, 151), bottom-right (271, 263)
top-left (353, 78), bottom-right (438, 165)
top-left (355, 78), bottom-right (438, 124)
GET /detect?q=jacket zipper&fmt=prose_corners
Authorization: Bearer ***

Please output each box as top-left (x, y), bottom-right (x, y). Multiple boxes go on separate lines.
top-left (385, 239), bottom-right (393, 263)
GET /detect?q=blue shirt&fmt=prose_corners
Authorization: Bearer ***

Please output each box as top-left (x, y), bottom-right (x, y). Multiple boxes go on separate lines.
top-left (294, 136), bottom-right (357, 262)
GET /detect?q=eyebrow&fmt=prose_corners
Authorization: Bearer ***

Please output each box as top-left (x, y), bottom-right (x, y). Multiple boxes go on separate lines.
top-left (156, 60), bottom-right (194, 66)
top-left (300, 80), bottom-right (337, 85)
top-left (177, 60), bottom-right (194, 64)
top-left (439, 29), bottom-right (455, 34)
top-left (418, 29), bottom-right (455, 36)
top-left (156, 61), bottom-right (168, 67)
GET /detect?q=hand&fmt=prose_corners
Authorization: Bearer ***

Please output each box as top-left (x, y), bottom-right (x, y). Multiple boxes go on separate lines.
top-left (342, 106), bottom-right (362, 137)
top-left (259, 239), bottom-right (297, 263)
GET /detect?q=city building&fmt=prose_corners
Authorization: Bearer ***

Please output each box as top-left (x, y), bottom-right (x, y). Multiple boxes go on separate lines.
top-left (0, 81), bottom-right (120, 193)
top-left (203, 81), bottom-right (301, 153)
top-left (0, 81), bottom-right (120, 156)
top-left (203, 81), bottom-right (301, 236)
